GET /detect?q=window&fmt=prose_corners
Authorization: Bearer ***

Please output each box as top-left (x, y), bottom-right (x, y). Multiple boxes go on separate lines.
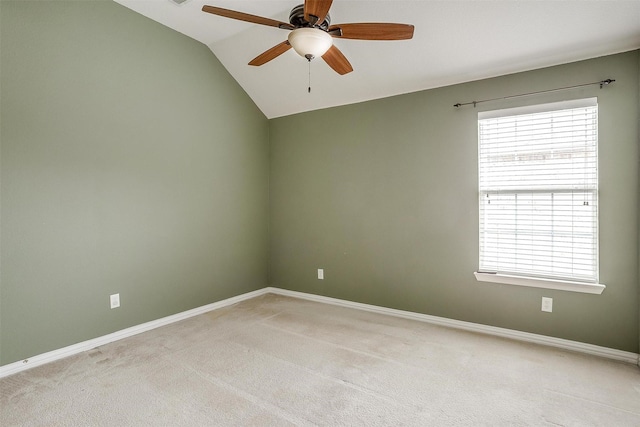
top-left (475, 98), bottom-right (605, 294)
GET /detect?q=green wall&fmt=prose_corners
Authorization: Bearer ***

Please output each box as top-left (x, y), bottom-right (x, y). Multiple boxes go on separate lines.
top-left (269, 50), bottom-right (640, 353)
top-left (0, 1), bottom-right (269, 365)
top-left (2, 2), bottom-right (638, 367)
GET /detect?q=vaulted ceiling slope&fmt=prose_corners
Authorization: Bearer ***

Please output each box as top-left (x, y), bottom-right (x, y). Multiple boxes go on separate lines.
top-left (115, 0), bottom-right (640, 119)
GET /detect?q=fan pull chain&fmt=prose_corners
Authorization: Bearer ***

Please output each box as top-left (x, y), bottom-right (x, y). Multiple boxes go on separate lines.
top-left (308, 59), bottom-right (312, 93)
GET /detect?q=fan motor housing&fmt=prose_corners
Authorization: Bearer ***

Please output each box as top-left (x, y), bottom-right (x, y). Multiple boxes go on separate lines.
top-left (289, 4), bottom-right (330, 30)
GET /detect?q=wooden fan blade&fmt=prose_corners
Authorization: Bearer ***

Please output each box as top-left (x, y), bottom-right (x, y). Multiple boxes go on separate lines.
top-left (321, 45), bottom-right (353, 75)
top-left (202, 5), bottom-right (294, 30)
top-left (248, 41), bottom-right (292, 66)
top-left (329, 23), bottom-right (414, 40)
top-left (304, 0), bottom-right (333, 25)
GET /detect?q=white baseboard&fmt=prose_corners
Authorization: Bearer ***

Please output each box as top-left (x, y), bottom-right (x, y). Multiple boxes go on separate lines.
top-left (0, 288), bottom-right (270, 378)
top-left (2, 286), bottom-right (637, 378)
top-left (266, 287), bottom-right (640, 366)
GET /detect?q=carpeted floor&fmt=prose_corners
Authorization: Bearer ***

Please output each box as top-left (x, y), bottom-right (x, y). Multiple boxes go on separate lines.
top-left (2, 293), bottom-right (639, 426)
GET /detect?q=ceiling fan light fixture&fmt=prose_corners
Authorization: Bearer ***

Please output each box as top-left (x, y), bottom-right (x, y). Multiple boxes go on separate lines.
top-left (287, 28), bottom-right (332, 60)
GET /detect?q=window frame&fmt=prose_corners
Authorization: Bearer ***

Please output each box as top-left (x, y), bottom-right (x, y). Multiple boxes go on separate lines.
top-left (474, 98), bottom-right (605, 294)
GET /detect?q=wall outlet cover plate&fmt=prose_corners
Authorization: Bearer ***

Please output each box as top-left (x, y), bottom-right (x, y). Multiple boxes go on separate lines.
top-left (110, 293), bottom-right (120, 309)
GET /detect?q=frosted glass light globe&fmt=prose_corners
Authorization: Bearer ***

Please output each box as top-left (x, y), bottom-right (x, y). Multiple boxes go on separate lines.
top-left (288, 28), bottom-right (333, 60)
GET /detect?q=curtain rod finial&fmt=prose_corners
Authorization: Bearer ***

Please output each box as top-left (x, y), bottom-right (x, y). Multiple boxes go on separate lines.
top-left (600, 78), bottom-right (615, 88)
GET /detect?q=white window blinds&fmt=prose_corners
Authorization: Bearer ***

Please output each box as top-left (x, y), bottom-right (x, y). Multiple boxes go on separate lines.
top-left (478, 98), bottom-right (598, 283)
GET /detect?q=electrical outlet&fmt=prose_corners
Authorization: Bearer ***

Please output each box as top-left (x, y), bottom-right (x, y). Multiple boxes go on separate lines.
top-left (110, 293), bottom-right (120, 309)
top-left (541, 297), bottom-right (553, 313)
top-left (317, 269), bottom-right (324, 280)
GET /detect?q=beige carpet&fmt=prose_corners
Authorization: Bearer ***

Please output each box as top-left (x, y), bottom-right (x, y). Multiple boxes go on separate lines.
top-left (2, 293), bottom-right (639, 426)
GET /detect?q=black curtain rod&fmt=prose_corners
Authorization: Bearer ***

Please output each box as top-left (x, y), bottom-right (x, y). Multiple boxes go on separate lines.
top-left (453, 79), bottom-right (615, 108)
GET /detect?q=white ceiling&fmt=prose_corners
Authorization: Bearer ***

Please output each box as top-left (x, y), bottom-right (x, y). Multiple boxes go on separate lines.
top-left (115, 0), bottom-right (640, 118)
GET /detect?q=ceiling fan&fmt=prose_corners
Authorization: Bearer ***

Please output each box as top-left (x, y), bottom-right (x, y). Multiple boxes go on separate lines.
top-left (202, 0), bottom-right (414, 75)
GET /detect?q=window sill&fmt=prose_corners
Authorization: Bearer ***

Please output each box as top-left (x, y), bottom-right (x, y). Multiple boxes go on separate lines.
top-left (474, 272), bottom-right (605, 294)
